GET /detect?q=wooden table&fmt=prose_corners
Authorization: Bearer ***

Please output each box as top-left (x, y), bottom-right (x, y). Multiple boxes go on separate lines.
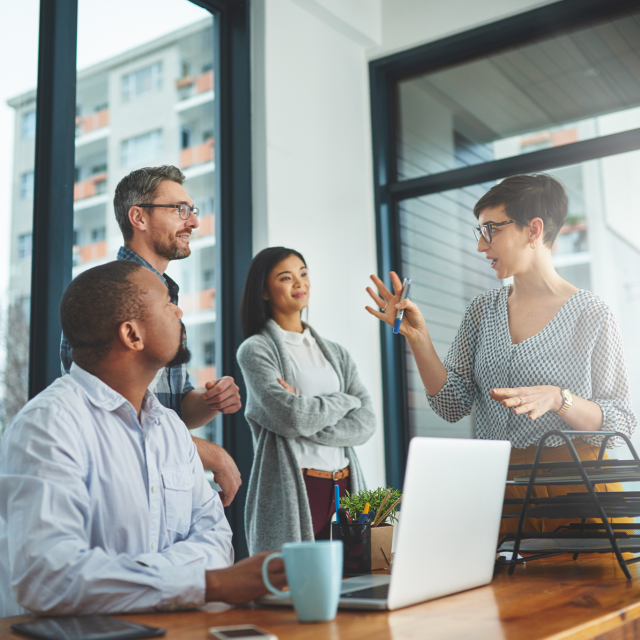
top-left (3, 554), bottom-right (640, 640)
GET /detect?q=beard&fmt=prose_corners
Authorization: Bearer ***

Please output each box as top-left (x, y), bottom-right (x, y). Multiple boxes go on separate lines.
top-left (166, 323), bottom-right (191, 368)
top-left (152, 232), bottom-right (191, 261)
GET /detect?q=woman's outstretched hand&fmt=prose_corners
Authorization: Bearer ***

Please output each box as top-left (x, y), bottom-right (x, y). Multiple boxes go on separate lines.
top-left (366, 272), bottom-right (427, 343)
top-left (490, 386), bottom-right (564, 421)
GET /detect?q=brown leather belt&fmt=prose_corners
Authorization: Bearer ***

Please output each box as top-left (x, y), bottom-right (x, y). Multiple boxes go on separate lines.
top-left (302, 466), bottom-right (349, 481)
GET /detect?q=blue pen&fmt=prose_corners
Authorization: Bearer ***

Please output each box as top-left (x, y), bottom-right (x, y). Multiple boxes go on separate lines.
top-left (393, 278), bottom-right (412, 334)
top-left (334, 485), bottom-right (341, 523)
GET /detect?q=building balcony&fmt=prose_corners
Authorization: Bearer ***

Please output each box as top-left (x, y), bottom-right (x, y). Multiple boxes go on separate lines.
top-left (73, 240), bottom-right (107, 266)
top-left (176, 70), bottom-right (213, 100)
top-left (179, 287), bottom-right (215, 315)
top-left (192, 366), bottom-right (216, 389)
top-left (74, 173), bottom-right (107, 201)
top-left (76, 108), bottom-right (109, 136)
top-left (181, 139), bottom-right (214, 169)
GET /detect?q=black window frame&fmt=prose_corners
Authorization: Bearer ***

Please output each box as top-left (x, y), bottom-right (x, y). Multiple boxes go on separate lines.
top-left (369, 0), bottom-right (640, 490)
top-left (30, 0), bottom-right (253, 557)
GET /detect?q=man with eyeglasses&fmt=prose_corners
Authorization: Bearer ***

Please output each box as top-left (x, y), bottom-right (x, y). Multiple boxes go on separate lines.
top-left (61, 165), bottom-right (242, 507)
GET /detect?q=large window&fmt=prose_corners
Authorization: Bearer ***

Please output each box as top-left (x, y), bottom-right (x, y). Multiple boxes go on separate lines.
top-left (1, 1), bottom-right (39, 431)
top-left (371, 2), bottom-right (640, 485)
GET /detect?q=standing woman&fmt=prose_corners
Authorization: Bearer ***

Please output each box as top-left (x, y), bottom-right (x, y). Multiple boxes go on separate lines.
top-left (367, 174), bottom-right (636, 534)
top-left (238, 247), bottom-right (376, 554)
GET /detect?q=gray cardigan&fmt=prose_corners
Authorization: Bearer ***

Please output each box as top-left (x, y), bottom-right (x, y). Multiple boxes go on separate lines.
top-left (237, 319), bottom-right (376, 554)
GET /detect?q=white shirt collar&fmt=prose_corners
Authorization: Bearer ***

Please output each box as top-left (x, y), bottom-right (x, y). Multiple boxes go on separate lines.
top-left (277, 325), bottom-right (315, 347)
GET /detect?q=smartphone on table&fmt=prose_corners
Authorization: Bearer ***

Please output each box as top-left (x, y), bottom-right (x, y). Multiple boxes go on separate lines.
top-left (209, 625), bottom-right (277, 640)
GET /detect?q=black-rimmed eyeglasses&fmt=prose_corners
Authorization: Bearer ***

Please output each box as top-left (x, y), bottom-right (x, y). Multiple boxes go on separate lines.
top-left (473, 220), bottom-right (515, 243)
top-left (138, 203), bottom-right (199, 220)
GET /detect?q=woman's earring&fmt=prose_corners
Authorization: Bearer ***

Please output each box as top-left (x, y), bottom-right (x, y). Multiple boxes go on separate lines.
top-left (530, 242), bottom-right (536, 249)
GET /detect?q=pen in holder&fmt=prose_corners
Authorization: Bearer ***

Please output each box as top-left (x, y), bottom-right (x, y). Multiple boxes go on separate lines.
top-left (331, 522), bottom-right (371, 575)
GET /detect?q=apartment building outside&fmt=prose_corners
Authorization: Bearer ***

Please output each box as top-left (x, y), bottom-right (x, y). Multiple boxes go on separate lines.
top-left (6, 18), bottom-right (218, 431)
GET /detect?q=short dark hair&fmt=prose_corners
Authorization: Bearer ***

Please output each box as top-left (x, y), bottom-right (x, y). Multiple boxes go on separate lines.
top-left (473, 173), bottom-right (568, 247)
top-left (113, 165), bottom-right (185, 242)
top-left (60, 261), bottom-right (148, 368)
top-left (240, 247), bottom-right (307, 339)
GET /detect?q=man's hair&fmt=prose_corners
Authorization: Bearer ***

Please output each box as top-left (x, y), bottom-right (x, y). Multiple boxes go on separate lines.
top-left (60, 261), bottom-right (148, 368)
top-left (473, 173), bottom-right (568, 247)
top-left (114, 165), bottom-right (185, 242)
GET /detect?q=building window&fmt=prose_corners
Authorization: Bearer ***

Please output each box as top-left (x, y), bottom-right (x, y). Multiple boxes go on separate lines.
top-left (18, 233), bottom-right (32, 261)
top-left (121, 129), bottom-right (163, 166)
top-left (203, 341), bottom-right (215, 366)
top-left (90, 227), bottom-right (106, 242)
top-left (203, 268), bottom-right (215, 288)
top-left (121, 61), bottom-right (162, 102)
top-left (22, 110), bottom-right (36, 139)
top-left (20, 171), bottom-right (34, 200)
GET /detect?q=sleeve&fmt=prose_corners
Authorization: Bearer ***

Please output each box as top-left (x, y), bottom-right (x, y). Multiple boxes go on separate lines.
top-left (304, 347), bottom-right (376, 447)
top-left (60, 333), bottom-right (72, 375)
top-left (181, 367), bottom-right (195, 398)
top-left (425, 298), bottom-right (479, 423)
top-left (135, 427), bottom-right (233, 572)
top-left (0, 407), bottom-right (216, 616)
top-left (237, 338), bottom-right (362, 439)
top-left (586, 310), bottom-right (637, 448)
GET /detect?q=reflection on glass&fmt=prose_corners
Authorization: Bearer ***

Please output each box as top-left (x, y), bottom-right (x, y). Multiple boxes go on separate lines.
top-left (397, 10), bottom-right (640, 180)
top-left (3, 1), bottom-right (39, 431)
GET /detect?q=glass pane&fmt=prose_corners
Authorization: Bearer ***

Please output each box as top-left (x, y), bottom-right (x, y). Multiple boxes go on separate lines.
top-left (402, 152), bottom-right (640, 451)
top-left (2, 1), bottom-right (40, 431)
top-left (73, 1), bottom-right (218, 442)
top-left (397, 10), bottom-right (640, 180)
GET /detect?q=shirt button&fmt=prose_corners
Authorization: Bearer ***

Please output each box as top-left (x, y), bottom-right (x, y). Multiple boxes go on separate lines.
top-left (184, 478), bottom-right (189, 486)
top-left (151, 540), bottom-right (157, 550)
top-left (151, 485), bottom-right (157, 493)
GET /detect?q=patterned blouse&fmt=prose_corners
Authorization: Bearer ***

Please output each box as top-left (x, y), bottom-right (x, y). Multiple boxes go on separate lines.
top-left (427, 286), bottom-right (637, 449)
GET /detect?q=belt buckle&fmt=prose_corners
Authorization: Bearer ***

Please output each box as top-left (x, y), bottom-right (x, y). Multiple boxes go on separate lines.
top-left (332, 470), bottom-right (340, 481)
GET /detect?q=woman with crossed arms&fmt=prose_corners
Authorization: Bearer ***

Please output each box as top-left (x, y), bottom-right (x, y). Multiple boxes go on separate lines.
top-left (367, 173), bottom-right (637, 533)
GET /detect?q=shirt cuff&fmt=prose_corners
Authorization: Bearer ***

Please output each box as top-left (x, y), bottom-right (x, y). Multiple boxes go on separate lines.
top-left (157, 564), bottom-right (206, 611)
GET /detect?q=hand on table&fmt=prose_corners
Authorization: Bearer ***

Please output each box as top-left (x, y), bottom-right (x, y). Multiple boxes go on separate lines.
top-left (203, 376), bottom-right (242, 414)
top-left (192, 438), bottom-right (242, 506)
top-left (205, 552), bottom-right (286, 604)
top-left (277, 378), bottom-right (295, 395)
top-left (365, 271), bottom-right (427, 342)
top-left (491, 386), bottom-right (563, 421)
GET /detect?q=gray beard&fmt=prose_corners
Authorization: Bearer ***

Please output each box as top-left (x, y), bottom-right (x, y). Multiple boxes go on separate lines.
top-left (152, 236), bottom-right (190, 261)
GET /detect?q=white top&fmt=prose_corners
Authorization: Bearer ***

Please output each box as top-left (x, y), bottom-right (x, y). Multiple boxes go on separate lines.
top-left (279, 326), bottom-right (349, 472)
top-left (0, 364), bottom-right (233, 617)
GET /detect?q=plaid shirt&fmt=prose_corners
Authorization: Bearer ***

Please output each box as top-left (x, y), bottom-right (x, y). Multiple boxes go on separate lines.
top-left (60, 246), bottom-right (195, 417)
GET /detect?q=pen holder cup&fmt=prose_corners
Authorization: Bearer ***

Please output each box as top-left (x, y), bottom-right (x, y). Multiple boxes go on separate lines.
top-left (331, 522), bottom-right (371, 575)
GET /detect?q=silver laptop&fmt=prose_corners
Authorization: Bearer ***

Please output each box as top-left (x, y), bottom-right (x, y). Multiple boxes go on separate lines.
top-left (260, 436), bottom-right (510, 611)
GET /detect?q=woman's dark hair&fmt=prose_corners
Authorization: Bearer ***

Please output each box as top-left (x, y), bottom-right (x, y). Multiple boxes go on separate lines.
top-left (240, 247), bottom-right (307, 339)
top-left (473, 173), bottom-right (568, 247)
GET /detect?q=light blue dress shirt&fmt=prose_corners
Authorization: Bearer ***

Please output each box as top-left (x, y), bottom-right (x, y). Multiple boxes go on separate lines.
top-left (0, 364), bottom-right (233, 617)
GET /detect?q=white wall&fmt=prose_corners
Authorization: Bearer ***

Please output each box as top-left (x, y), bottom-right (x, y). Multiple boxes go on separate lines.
top-left (250, 0), bottom-right (561, 489)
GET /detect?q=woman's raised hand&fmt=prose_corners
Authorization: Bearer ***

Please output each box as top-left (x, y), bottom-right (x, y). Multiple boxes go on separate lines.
top-left (365, 272), bottom-right (427, 343)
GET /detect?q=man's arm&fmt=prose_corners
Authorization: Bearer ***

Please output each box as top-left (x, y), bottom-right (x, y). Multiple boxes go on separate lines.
top-left (191, 437), bottom-right (242, 507)
top-left (180, 377), bottom-right (242, 428)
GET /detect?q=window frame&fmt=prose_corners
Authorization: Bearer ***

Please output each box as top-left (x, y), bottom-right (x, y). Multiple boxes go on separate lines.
top-left (30, 0), bottom-right (253, 557)
top-left (369, 0), bottom-right (640, 489)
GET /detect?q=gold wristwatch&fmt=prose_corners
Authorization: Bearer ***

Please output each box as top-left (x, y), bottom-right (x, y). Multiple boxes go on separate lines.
top-left (557, 388), bottom-right (574, 416)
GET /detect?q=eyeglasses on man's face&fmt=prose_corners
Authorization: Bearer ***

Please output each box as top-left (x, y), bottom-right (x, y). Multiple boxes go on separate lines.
top-left (137, 203), bottom-right (199, 220)
top-left (473, 220), bottom-right (515, 243)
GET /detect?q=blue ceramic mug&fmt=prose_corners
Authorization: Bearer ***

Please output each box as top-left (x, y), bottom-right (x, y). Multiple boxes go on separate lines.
top-left (262, 541), bottom-right (343, 623)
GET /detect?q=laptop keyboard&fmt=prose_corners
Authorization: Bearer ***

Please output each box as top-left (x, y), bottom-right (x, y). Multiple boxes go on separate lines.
top-left (342, 584), bottom-right (390, 600)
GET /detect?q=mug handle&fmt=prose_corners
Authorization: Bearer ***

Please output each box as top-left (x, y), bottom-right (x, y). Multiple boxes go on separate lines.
top-left (262, 552), bottom-right (290, 598)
